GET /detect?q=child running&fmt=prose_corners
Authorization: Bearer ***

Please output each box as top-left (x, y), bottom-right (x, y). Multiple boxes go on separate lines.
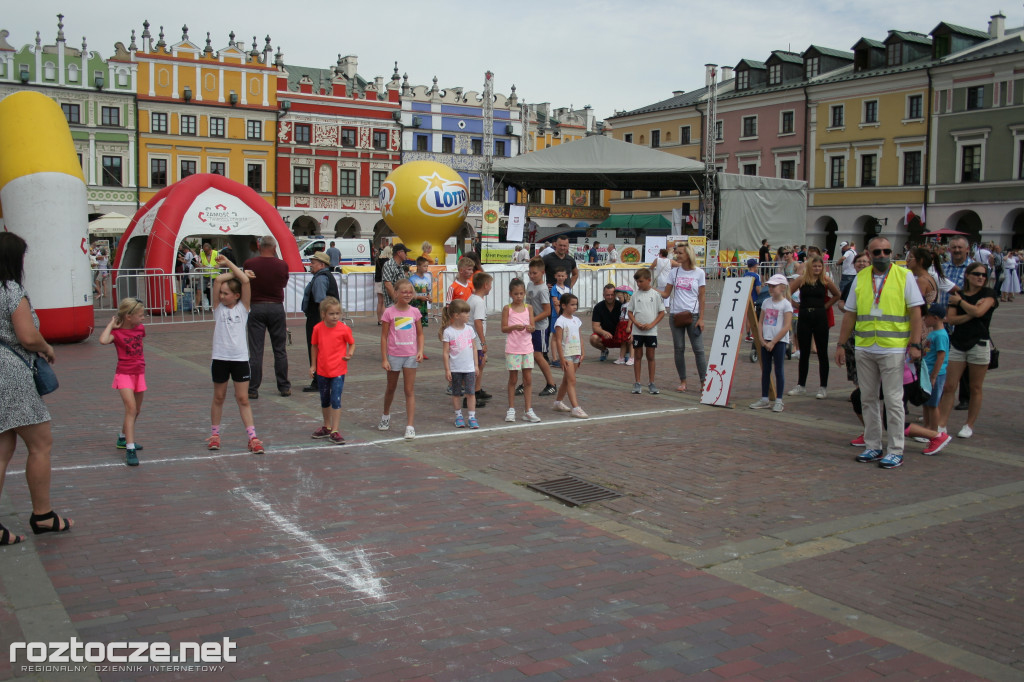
top-left (441, 299), bottom-right (481, 428)
top-left (310, 296), bottom-right (355, 445)
top-left (99, 297), bottom-right (147, 467)
top-left (750, 274), bottom-right (793, 413)
top-left (502, 278), bottom-right (541, 423)
top-left (628, 269), bottom-right (665, 394)
top-left (379, 279), bottom-right (423, 439)
top-left (552, 292), bottom-right (588, 418)
top-left (207, 255), bottom-right (263, 453)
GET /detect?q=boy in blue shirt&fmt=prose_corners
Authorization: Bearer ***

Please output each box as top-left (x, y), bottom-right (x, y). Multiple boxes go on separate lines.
top-left (923, 303), bottom-right (949, 434)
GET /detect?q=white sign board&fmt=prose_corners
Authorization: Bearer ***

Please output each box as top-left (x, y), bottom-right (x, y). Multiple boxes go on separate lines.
top-left (701, 277), bottom-right (754, 407)
top-left (644, 236), bottom-right (667, 263)
top-left (507, 205), bottom-right (526, 242)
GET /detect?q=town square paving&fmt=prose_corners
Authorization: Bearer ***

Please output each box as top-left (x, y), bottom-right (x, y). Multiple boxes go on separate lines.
top-left (1, 294), bottom-right (1021, 680)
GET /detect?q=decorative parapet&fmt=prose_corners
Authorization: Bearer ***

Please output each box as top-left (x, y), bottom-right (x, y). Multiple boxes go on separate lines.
top-left (527, 205), bottom-right (610, 220)
top-left (400, 151), bottom-right (487, 172)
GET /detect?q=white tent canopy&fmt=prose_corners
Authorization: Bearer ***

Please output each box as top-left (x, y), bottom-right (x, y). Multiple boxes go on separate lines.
top-left (88, 212), bottom-right (131, 236)
top-left (717, 174), bottom-right (807, 252)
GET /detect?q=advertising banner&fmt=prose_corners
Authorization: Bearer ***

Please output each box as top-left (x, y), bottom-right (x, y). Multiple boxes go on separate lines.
top-left (482, 200), bottom-right (501, 243)
top-left (507, 205), bottom-right (526, 243)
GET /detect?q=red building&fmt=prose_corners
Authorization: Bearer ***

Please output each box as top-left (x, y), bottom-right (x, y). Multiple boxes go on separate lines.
top-left (275, 54), bottom-right (401, 239)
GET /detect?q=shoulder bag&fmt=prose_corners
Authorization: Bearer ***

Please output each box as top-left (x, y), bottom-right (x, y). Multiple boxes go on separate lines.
top-left (988, 337), bottom-right (999, 370)
top-left (0, 341), bottom-right (58, 396)
top-left (670, 268), bottom-right (695, 327)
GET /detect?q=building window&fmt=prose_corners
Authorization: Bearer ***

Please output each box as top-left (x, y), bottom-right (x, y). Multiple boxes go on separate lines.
top-left (415, 134), bottom-right (428, 151)
top-left (210, 161), bottom-right (226, 176)
top-left (780, 111), bottom-right (794, 135)
top-left (805, 57), bottom-right (820, 80)
top-left (736, 70), bottom-right (749, 90)
top-left (741, 116), bottom-right (757, 138)
top-left (966, 86), bottom-right (984, 110)
top-left (290, 167), bottom-right (309, 194)
top-left (623, 133), bottom-right (633, 143)
top-left (830, 105), bottom-right (844, 128)
top-left (680, 126), bottom-right (691, 144)
top-left (886, 42), bottom-right (902, 67)
top-left (469, 179), bottom-right (482, 202)
top-left (151, 112), bottom-right (168, 133)
top-left (246, 120), bottom-right (262, 140)
top-left (649, 190), bottom-right (661, 198)
top-left (1019, 139), bottom-right (1024, 179)
top-left (860, 154), bottom-right (877, 187)
top-left (246, 164), bottom-right (262, 192)
top-left (294, 124), bottom-right (311, 144)
top-left (210, 117), bottom-right (225, 137)
top-left (180, 114), bottom-right (197, 136)
top-left (339, 169), bottom-right (356, 195)
top-left (863, 100), bottom-right (878, 124)
top-left (961, 145), bottom-right (981, 182)
top-left (622, 189), bottom-right (633, 199)
top-left (715, 121), bottom-right (723, 142)
top-left (768, 63), bottom-right (781, 86)
top-left (779, 160), bottom-right (795, 179)
top-left (495, 140), bottom-right (506, 156)
top-left (554, 189), bottom-right (567, 205)
top-left (341, 129), bottom-right (356, 147)
top-left (743, 164), bottom-right (757, 176)
top-left (651, 130), bottom-right (660, 148)
top-left (528, 189), bottom-right (542, 203)
top-left (903, 151), bottom-right (921, 185)
top-left (101, 106), bottom-right (120, 127)
top-left (61, 103), bottom-right (80, 124)
top-left (907, 95), bottom-right (923, 120)
top-left (371, 171), bottom-right (387, 197)
top-left (830, 157), bottom-right (845, 188)
top-left (373, 131), bottom-right (388, 150)
top-left (180, 160), bottom-right (197, 179)
top-left (150, 158), bottom-right (167, 187)
top-left (590, 190), bottom-right (601, 207)
top-left (471, 138), bottom-right (483, 155)
top-left (101, 156), bottom-right (122, 186)
top-left (441, 137), bottom-right (453, 153)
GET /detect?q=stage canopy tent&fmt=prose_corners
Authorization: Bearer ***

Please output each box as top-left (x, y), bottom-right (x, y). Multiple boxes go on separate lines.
top-left (493, 135), bottom-right (706, 191)
top-left (595, 214), bottom-right (672, 231)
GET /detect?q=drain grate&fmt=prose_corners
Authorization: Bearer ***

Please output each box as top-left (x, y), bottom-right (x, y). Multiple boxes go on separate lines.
top-left (527, 476), bottom-right (622, 507)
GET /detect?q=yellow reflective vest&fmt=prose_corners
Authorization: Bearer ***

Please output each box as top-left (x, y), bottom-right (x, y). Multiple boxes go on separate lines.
top-left (854, 265), bottom-right (911, 348)
top-left (199, 249), bottom-right (220, 279)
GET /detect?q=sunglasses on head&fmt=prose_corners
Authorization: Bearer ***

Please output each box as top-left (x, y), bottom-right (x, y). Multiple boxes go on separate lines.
top-left (871, 248), bottom-right (892, 256)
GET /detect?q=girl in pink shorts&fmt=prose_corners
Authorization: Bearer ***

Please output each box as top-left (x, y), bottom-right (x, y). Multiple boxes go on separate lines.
top-left (100, 298), bottom-right (147, 467)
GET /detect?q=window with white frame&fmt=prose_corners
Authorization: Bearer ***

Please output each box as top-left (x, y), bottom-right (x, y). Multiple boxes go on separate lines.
top-left (902, 151), bottom-right (921, 185)
top-left (805, 57), bottom-right (819, 80)
top-left (651, 130), bottom-right (661, 148)
top-left (469, 179), bottom-right (482, 202)
top-left (623, 133), bottom-right (633, 143)
top-left (743, 164), bottom-right (757, 176)
top-left (151, 112), bottom-right (168, 133)
top-left (246, 120), bottom-right (262, 140)
top-left (150, 158), bottom-right (168, 187)
top-left (960, 145), bottom-right (982, 182)
top-left (768, 63), bottom-right (781, 86)
top-left (952, 129), bottom-right (989, 184)
top-left (829, 156), bottom-right (845, 188)
top-left (679, 126), bottom-right (691, 144)
top-left (246, 163), bottom-right (263, 192)
top-left (61, 103), bottom-right (80, 124)
top-left (780, 110), bottom-right (794, 135)
top-left (180, 114), bottom-right (196, 136)
top-left (736, 70), bottom-right (750, 90)
top-left (180, 159), bottom-right (197, 179)
top-left (294, 124), bottom-right (311, 144)
top-left (966, 86), bottom-right (984, 110)
top-left (339, 169), bottom-right (356, 195)
top-left (863, 100), bottom-right (878, 124)
top-left (209, 161), bottom-right (226, 176)
top-left (715, 121), bottom-right (723, 141)
top-left (859, 153), bottom-right (878, 187)
top-left (101, 156), bottom-right (122, 186)
top-left (209, 116), bottom-right (225, 137)
top-left (779, 159), bottom-right (796, 179)
top-left (830, 104), bottom-right (844, 128)
top-left (293, 167), bottom-right (310, 194)
top-left (371, 171), bottom-right (387, 197)
top-left (906, 94), bottom-right (923, 120)
top-left (101, 106), bottom-right (120, 127)
top-left (741, 116), bottom-right (757, 138)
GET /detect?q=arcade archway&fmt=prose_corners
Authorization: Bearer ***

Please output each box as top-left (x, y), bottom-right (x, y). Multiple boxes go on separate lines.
top-left (292, 216), bottom-right (320, 237)
top-left (945, 210), bottom-right (982, 242)
top-left (334, 217), bottom-right (360, 238)
top-left (1002, 208), bottom-right (1024, 249)
top-left (815, 216), bottom-right (838, 255)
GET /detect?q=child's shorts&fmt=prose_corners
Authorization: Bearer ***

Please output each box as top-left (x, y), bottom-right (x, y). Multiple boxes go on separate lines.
top-left (632, 336), bottom-right (658, 349)
top-left (387, 354), bottom-right (419, 370)
top-left (531, 328), bottom-right (549, 353)
top-left (211, 359), bottom-right (251, 384)
top-left (924, 373), bottom-right (945, 408)
top-left (505, 352), bottom-right (535, 371)
top-left (112, 373), bottom-right (147, 392)
top-left (451, 372), bottom-right (475, 396)
top-left (563, 355), bottom-right (581, 366)
top-left (316, 374), bottom-right (346, 409)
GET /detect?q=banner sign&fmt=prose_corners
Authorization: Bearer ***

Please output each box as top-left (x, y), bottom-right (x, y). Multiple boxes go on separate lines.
top-left (701, 276), bottom-right (754, 407)
top-left (644, 236), bottom-right (667, 263)
top-left (507, 205), bottom-right (526, 243)
top-left (688, 236), bottom-right (707, 267)
top-left (482, 200), bottom-right (501, 243)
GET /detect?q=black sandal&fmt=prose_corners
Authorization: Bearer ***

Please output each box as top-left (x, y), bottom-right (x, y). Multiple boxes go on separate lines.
top-left (1, 523), bottom-right (24, 545)
top-left (29, 511), bottom-right (72, 535)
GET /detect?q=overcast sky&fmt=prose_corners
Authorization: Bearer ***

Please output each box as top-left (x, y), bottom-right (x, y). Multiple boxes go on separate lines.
top-left (4, 1), bottom-right (1014, 120)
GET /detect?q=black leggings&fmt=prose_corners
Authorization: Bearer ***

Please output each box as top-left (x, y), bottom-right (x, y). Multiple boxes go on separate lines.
top-left (797, 308), bottom-right (830, 388)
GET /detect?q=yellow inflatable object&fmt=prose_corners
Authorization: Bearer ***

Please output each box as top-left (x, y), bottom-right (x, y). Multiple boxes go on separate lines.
top-left (379, 161), bottom-right (468, 259)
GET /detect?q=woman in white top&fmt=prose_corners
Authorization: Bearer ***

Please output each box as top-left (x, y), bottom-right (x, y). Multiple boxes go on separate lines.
top-left (1000, 251), bottom-right (1019, 301)
top-left (651, 249), bottom-right (672, 290)
top-left (661, 243), bottom-right (707, 393)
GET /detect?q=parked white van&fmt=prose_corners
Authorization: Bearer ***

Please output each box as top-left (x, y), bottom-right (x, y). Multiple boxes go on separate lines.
top-left (296, 238), bottom-right (373, 267)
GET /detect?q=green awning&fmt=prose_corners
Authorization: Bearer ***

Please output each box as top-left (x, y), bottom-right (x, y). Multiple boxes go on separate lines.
top-left (596, 214), bottom-right (672, 231)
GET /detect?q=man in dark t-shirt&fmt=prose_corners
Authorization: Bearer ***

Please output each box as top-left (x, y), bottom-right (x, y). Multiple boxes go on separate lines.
top-left (758, 239), bottom-right (771, 265)
top-left (589, 284), bottom-right (622, 361)
top-left (243, 236), bottom-right (291, 398)
top-left (543, 235), bottom-right (579, 288)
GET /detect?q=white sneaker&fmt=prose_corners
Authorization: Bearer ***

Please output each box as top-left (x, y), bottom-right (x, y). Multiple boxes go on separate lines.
top-left (788, 385), bottom-right (807, 396)
top-left (377, 415), bottom-right (391, 431)
top-left (816, 387), bottom-right (827, 400)
top-left (404, 425), bottom-right (416, 440)
top-left (957, 424), bottom-right (974, 438)
top-left (553, 400), bottom-right (571, 412)
top-left (625, 358), bottom-right (634, 366)
top-left (749, 397), bottom-right (771, 409)
top-left (505, 408), bottom-right (516, 422)
top-left (613, 358), bottom-right (626, 365)
top-left (522, 409), bottom-right (541, 423)
top-left (772, 400), bottom-right (784, 413)
top-left (570, 406), bottom-right (589, 419)
top-left (791, 350), bottom-right (801, 359)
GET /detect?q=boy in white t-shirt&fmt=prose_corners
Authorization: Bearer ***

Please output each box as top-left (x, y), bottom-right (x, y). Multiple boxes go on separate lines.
top-left (627, 268), bottom-right (665, 394)
top-left (468, 271), bottom-right (493, 405)
top-left (750, 274), bottom-right (793, 413)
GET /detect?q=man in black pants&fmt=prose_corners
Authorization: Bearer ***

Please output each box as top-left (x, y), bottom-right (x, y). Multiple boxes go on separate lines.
top-left (300, 252), bottom-right (339, 392)
top-left (244, 236), bottom-right (291, 399)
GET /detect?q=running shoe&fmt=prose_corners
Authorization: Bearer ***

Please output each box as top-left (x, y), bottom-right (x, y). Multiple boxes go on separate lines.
top-left (648, 383), bottom-right (659, 395)
top-left (772, 400), bottom-right (784, 413)
top-left (879, 452), bottom-right (903, 469)
top-left (311, 426), bottom-right (331, 439)
top-left (454, 413), bottom-right (466, 428)
top-left (600, 349), bottom-right (609, 362)
top-left (749, 398), bottom-right (771, 409)
top-left (816, 387), bottom-right (827, 400)
top-left (550, 360), bottom-right (561, 369)
top-left (125, 448), bottom-right (139, 467)
top-left (788, 385), bottom-right (807, 396)
top-left (570, 407), bottom-right (589, 419)
top-left (613, 357), bottom-right (626, 365)
top-left (522, 409), bottom-right (541, 423)
top-left (626, 358), bottom-right (634, 366)
top-left (505, 408), bottom-right (516, 423)
top-left (377, 415), bottom-right (391, 431)
top-left (539, 384), bottom-right (557, 396)
top-left (468, 416), bottom-right (479, 429)
top-left (855, 448), bottom-right (884, 463)
top-left (248, 437), bottom-right (265, 454)
top-left (922, 432), bottom-right (952, 456)
top-left (515, 384), bottom-right (524, 396)
top-left (553, 400), bottom-right (571, 412)
top-left (116, 437), bottom-right (143, 450)
top-left (404, 426), bottom-right (416, 440)
top-left (957, 425), bottom-right (974, 438)
top-left (329, 431), bottom-right (345, 445)
top-left (632, 383), bottom-right (643, 394)
top-left (850, 434), bottom-right (865, 447)
top-left (206, 435), bottom-right (221, 451)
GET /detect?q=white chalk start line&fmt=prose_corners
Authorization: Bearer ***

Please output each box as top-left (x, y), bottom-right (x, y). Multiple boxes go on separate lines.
top-left (12, 406), bottom-right (700, 475)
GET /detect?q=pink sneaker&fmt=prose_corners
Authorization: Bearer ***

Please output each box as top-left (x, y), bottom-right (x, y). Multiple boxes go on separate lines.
top-left (311, 426), bottom-right (331, 439)
top-left (922, 432), bottom-right (952, 456)
top-left (849, 434), bottom-right (865, 447)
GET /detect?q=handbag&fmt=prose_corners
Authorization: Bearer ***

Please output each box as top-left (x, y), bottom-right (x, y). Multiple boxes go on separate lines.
top-left (0, 341), bottom-right (58, 396)
top-left (672, 311), bottom-right (694, 327)
top-left (988, 339), bottom-right (999, 370)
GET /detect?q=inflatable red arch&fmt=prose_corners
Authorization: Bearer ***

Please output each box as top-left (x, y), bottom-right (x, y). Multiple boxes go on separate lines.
top-left (114, 174), bottom-right (302, 313)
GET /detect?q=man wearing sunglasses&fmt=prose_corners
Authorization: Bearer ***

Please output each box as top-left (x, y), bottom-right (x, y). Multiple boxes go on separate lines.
top-left (835, 236), bottom-right (924, 469)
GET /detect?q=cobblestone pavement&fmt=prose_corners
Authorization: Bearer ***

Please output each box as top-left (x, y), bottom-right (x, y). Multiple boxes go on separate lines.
top-left (1, 294), bottom-right (1021, 681)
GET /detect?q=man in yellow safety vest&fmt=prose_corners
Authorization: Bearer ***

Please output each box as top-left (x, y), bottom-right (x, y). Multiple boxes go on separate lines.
top-left (835, 236), bottom-right (924, 469)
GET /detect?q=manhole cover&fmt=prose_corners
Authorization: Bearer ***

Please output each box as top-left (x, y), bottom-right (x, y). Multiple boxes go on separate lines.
top-left (527, 476), bottom-right (622, 506)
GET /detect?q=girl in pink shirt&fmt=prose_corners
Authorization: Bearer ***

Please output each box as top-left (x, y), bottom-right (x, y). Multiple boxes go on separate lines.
top-left (99, 298), bottom-right (147, 467)
top-left (378, 280), bottom-right (424, 439)
top-left (502, 278), bottom-right (541, 423)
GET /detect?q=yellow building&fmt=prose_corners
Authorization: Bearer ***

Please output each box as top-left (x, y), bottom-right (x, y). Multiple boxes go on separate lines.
top-left (132, 23), bottom-right (278, 205)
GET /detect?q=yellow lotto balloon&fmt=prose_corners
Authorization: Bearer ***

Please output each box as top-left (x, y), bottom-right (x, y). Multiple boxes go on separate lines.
top-left (379, 161), bottom-right (468, 260)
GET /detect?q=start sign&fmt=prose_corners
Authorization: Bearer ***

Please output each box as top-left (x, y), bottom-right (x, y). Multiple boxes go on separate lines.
top-left (701, 277), bottom-right (754, 407)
